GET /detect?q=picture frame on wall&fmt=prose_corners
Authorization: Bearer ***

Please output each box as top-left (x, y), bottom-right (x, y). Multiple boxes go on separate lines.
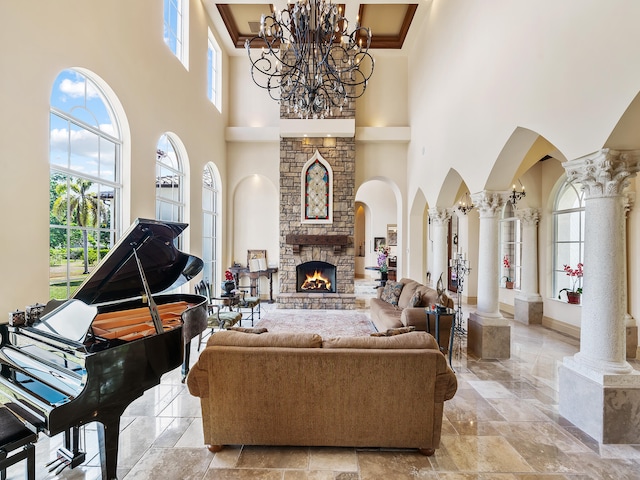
top-left (374, 237), bottom-right (386, 251)
top-left (387, 224), bottom-right (397, 246)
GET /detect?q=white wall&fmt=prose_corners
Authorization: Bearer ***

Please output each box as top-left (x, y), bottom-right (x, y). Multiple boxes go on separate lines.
top-left (0, 0), bottom-right (227, 313)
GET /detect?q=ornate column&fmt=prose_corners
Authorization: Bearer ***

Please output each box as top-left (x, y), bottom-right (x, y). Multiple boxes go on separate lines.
top-left (514, 208), bottom-right (543, 324)
top-left (559, 149), bottom-right (640, 444)
top-left (468, 191), bottom-right (510, 359)
top-left (624, 193), bottom-right (638, 358)
top-left (428, 208), bottom-right (451, 288)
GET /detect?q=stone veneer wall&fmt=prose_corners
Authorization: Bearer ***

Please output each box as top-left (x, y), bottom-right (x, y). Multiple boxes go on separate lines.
top-left (278, 136), bottom-right (356, 309)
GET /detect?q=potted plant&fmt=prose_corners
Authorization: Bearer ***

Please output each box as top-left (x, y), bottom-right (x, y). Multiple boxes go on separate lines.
top-left (222, 269), bottom-right (235, 295)
top-left (502, 255), bottom-right (514, 289)
top-left (377, 245), bottom-right (390, 283)
top-left (558, 263), bottom-right (583, 304)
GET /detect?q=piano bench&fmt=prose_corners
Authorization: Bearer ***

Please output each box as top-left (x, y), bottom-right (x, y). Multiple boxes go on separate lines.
top-left (0, 407), bottom-right (37, 480)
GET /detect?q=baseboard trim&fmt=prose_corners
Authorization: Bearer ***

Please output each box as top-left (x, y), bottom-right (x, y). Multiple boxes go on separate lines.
top-left (542, 316), bottom-right (580, 339)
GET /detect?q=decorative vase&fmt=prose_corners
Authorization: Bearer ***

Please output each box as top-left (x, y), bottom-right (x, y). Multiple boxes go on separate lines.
top-left (567, 292), bottom-right (581, 304)
top-left (222, 281), bottom-right (235, 295)
top-left (505, 281), bottom-right (514, 289)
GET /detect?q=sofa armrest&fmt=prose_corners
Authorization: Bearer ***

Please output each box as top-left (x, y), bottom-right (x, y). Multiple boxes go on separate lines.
top-left (401, 307), bottom-right (428, 330)
top-left (434, 365), bottom-right (458, 402)
top-left (186, 358), bottom-right (210, 398)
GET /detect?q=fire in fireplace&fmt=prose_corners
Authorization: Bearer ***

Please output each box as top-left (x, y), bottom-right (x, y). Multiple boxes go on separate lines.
top-left (296, 261), bottom-right (337, 293)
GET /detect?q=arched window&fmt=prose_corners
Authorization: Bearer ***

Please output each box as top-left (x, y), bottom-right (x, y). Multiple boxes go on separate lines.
top-left (553, 179), bottom-right (585, 300)
top-left (49, 69), bottom-right (122, 299)
top-left (499, 201), bottom-right (521, 289)
top-left (202, 163), bottom-right (219, 286)
top-left (156, 134), bottom-right (185, 247)
top-left (301, 150), bottom-right (333, 224)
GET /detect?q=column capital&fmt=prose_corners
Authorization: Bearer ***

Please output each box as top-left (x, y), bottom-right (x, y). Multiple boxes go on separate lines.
top-left (470, 191), bottom-right (506, 218)
top-left (428, 207), bottom-right (451, 226)
top-left (563, 149), bottom-right (640, 198)
top-left (515, 208), bottom-right (540, 225)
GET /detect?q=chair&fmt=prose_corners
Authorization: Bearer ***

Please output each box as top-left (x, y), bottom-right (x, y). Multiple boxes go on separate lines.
top-left (195, 280), bottom-right (242, 350)
top-left (0, 406), bottom-right (37, 480)
top-left (237, 282), bottom-right (260, 327)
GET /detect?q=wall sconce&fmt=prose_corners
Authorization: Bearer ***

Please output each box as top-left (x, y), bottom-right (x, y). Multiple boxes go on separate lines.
top-left (509, 181), bottom-right (526, 206)
top-left (457, 192), bottom-right (474, 215)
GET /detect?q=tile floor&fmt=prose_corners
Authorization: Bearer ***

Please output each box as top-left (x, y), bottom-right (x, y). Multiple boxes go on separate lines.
top-left (5, 281), bottom-right (640, 479)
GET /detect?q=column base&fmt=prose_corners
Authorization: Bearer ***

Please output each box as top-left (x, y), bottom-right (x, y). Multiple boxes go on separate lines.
top-left (559, 360), bottom-right (640, 443)
top-left (467, 313), bottom-right (510, 359)
top-left (514, 297), bottom-right (543, 325)
top-left (627, 325), bottom-right (638, 359)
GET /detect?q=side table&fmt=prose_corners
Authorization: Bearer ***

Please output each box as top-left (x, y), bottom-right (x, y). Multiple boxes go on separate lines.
top-left (424, 306), bottom-right (456, 367)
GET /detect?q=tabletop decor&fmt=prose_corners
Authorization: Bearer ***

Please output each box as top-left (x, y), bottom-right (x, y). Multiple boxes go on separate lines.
top-left (558, 262), bottom-right (583, 304)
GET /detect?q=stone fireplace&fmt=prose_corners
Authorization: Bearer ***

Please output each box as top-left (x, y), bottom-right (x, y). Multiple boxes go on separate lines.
top-left (278, 137), bottom-right (356, 309)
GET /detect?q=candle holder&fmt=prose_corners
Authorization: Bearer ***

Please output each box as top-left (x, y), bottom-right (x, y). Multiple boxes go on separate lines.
top-left (449, 252), bottom-right (471, 364)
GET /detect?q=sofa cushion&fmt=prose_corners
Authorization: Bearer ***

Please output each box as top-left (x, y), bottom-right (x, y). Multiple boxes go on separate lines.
top-left (397, 279), bottom-right (419, 308)
top-left (207, 330), bottom-right (322, 348)
top-left (408, 290), bottom-right (422, 307)
top-left (380, 281), bottom-right (403, 305)
top-left (323, 331), bottom-right (438, 349)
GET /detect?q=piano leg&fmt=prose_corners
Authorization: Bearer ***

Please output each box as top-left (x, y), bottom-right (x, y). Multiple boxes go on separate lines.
top-left (182, 340), bottom-right (191, 383)
top-left (96, 416), bottom-right (121, 480)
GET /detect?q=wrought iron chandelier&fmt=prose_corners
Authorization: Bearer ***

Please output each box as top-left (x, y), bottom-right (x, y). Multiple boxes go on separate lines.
top-left (245, 0), bottom-right (374, 119)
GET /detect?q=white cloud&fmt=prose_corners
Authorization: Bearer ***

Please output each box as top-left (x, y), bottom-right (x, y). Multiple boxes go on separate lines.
top-left (59, 78), bottom-right (99, 99)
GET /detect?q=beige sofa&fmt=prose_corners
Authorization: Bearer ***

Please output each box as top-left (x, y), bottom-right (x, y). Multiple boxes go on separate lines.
top-left (370, 278), bottom-right (455, 350)
top-left (186, 330), bottom-right (457, 456)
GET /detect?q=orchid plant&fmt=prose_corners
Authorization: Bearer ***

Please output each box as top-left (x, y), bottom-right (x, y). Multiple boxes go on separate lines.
top-left (557, 263), bottom-right (583, 299)
top-left (377, 245), bottom-right (390, 273)
top-left (501, 254), bottom-right (512, 283)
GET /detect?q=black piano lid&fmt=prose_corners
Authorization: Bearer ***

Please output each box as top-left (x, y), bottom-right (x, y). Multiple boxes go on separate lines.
top-left (71, 218), bottom-right (203, 305)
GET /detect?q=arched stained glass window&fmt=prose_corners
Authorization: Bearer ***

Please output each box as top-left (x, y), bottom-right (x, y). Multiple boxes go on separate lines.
top-left (301, 150), bottom-right (333, 224)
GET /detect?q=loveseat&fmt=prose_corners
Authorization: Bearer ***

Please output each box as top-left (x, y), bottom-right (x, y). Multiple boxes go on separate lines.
top-left (370, 278), bottom-right (455, 350)
top-left (186, 329), bottom-right (457, 456)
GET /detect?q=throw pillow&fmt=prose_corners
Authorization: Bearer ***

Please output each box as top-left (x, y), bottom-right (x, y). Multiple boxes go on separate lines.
top-left (370, 326), bottom-right (416, 337)
top-left (409, 290), bottom-right (421, 307)
top-left (380, 281), bottom-right (403, 306)
top-left (228, 327), bottom-right (268, 334)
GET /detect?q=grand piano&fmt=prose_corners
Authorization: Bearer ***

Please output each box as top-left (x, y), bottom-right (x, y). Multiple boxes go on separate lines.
top-left (0, 218), bottom-right (208, 480)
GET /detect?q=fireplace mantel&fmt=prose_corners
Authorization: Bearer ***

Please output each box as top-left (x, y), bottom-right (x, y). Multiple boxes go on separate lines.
top-left (285, 234), bottom-right (349, 254)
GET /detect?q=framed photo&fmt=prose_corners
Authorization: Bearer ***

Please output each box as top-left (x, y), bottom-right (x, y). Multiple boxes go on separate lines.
top-left (387, 224), bottom-right (397, 246)
top-left (374, 237), bottom-right (386, 251)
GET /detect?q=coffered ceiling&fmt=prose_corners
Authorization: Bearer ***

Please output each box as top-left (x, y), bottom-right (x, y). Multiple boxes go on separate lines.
top-left (202, 0), bottom-right (427, 55)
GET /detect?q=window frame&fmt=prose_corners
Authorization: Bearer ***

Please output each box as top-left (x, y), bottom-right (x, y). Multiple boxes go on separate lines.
top-left (164, 0), bottom-right (189, 68)
top-left (552, 179), bottom-right (585, 300)
top-left (498, 201), bottom-right (522, 290)
top-left (202, 163), bottom-right (219, 289)
top-left (207, 29), bottom-right (222, 111)
top-left (49, 70), bottom-right (122, 299)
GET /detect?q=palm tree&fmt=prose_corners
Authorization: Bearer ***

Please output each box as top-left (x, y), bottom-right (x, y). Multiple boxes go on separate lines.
top-left (52, 178), bottom-right (106, 274)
